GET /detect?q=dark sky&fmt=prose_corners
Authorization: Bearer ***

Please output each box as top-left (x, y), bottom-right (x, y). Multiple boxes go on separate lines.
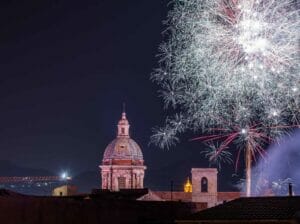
top-left (0, 0), bottom-right (238, 189)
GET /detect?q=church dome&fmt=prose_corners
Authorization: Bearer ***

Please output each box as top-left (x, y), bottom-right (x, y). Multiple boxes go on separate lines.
top-left (102, 112), bottom-right (144, 165)
top-left (103, 138), bottom-right (143, 161)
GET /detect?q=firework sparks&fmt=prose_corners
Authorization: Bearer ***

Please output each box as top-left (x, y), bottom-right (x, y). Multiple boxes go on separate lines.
top-left (152, 0), bottom-right (300, 195)
top-left (191, 124), bottom-right (297, 169)
top-left (272, 178), bottom-right (294, 195)
top-left (200, 143), bottom-right (233, 170)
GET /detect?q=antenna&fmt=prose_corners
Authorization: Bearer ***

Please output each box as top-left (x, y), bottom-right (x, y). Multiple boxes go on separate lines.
top-left (122, 102), bottom-right (126, 113)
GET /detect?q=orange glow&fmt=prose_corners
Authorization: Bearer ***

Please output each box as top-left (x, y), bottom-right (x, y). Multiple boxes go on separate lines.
top-left (184, 177), bottom-right (192, 193)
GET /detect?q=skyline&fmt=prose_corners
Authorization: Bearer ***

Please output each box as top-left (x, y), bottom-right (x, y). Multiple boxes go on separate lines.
top-left (0, 0), bottom-right (222, 189)
top-left (1, 1), bottom-right (297, 194)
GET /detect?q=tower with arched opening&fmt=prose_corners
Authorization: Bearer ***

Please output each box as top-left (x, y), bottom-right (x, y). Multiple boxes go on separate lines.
top-left (191, 168), bottom-right (218, 207)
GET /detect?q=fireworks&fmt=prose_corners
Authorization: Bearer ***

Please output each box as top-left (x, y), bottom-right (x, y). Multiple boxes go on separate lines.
top-left (151, 0), bottom-right (300, 195)
top-left (200, 143), bottom-right (233, 170)
top-left (271, 178), bottom-right (293, 195)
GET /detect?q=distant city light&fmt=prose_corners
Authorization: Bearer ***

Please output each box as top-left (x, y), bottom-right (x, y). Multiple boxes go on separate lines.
top-left (60, 172), bottom-right (71, 180)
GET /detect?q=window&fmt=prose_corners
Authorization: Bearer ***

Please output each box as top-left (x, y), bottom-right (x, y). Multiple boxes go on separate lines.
top-left (121, 127), bottom-right (125, 134)
top-left (118, 177), bottom-right (126, 189)
top-left (201, 177), bottom-right (208, 192)
top-left (133, 173), bottom-right (137, 188)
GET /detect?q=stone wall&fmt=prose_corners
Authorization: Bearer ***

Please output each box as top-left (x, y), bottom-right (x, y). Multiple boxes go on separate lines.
top-left (154, 191), bottom-right (192, 202)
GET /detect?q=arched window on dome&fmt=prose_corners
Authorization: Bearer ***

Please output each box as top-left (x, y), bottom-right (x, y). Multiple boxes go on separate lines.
top-left (201, 177), bottom-right (208, 192)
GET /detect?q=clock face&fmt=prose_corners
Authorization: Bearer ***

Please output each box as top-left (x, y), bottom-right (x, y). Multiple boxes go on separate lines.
top-left (116, 138), bottom-right (129, 153)
top-left (118, 144), bottom-right (127, 152)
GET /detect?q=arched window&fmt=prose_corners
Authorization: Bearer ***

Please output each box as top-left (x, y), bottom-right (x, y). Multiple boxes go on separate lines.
top-left (201, 177), bottom-right (208, 192)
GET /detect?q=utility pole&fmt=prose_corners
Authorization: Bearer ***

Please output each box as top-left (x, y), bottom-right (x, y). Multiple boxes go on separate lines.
top-left (289, 183), bottom-right (293, 196)
top-left (170, 180), bottom-right (174, 201)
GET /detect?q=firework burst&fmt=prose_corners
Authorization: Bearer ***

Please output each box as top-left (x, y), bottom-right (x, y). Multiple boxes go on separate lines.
top-left (151, 0), bottom-right (300, 196)
top-left (200, 143), bottom-right (233, 170)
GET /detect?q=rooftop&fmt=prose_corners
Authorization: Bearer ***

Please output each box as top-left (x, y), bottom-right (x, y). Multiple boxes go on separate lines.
top-left (179, 196), bottom-right (300, 222)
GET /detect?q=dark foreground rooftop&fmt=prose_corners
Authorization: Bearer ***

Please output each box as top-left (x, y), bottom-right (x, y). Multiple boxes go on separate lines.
top-left (177, 196), bottom-right (300, 224)
top-left (0, 189), bottom-right (196, 224)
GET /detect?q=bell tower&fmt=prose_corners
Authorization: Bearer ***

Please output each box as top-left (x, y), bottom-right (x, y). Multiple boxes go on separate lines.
top-left (117, 112), bottom-right (130, 137)
top-left (191, 168), bottom-right (218, 208)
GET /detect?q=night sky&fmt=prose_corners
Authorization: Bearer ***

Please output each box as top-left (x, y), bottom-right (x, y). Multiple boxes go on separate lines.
top-left (0, 0), bottom-right (239, 190)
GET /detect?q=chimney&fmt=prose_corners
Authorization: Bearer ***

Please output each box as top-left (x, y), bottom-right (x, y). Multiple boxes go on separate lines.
top-left (288, 183), bottom-right (293, 196)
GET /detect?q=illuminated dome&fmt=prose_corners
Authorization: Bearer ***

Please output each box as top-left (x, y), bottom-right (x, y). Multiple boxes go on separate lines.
top-left (100, 109), bottom-right (146, 191)
top-left (102, 112), bottom-right (144, 165)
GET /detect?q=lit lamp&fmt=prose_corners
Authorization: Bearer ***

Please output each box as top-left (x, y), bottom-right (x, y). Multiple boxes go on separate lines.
top-left (60, 172), bottom-right (72, 181)
top-left (184, 177), bottom-right (192, 193)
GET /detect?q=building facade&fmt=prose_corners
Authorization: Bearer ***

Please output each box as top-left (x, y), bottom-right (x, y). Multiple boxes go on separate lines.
top-left (99, 109), bottom-right (240, 205)
top-left (52, 185), bottom-right (77, 196)
top-left (153, 168), bottom-right (240, 208)
top-left (100, 111), bottom-right (146, 191)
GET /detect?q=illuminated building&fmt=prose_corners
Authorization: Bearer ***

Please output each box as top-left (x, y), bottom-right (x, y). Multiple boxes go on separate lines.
top-left (0, 176), bottom-right (68, 195)
top-left (52, 185), bottom-right (77, 196)
top-left (100, 110), bottom-right (146, 191)
top-left (184, 177), bottom-right (192, 193)
top-left (154, 168), bottom-right (241, 208)
top-left (98, 110), bottom-right (240, 206)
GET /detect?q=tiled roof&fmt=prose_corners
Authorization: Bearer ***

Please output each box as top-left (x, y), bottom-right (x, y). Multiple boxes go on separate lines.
top-left (154, 191), bottom-right (192, 202)
top-left (185, 196), bottom-right (300, 220)
top-left (217, 192), bottom-right (241, 202)
top-left (137, 190), bottom-right (165, 201)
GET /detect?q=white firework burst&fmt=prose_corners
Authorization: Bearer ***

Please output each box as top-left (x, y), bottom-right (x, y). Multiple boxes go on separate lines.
top-left (151, 0), bottom-right (300, 150)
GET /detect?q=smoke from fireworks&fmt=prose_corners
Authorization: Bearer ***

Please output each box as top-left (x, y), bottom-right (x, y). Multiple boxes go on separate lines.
top-left (151, 0), bottom-right (299, 172)
top-left (251, 130), bottom-right (300, 195)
